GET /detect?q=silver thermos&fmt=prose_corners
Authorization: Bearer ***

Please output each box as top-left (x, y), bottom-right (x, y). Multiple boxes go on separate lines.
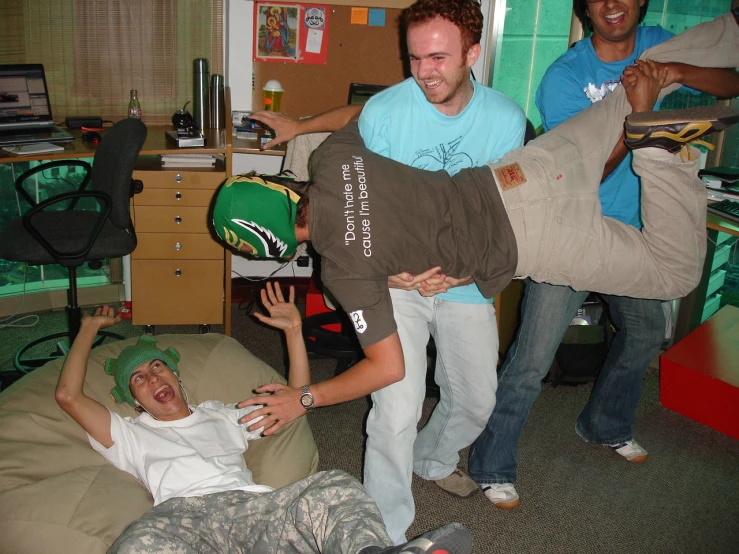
top-left (210, 74), bottom-right (225, 129)
top-left (193, 58), bottom-right (210, 130)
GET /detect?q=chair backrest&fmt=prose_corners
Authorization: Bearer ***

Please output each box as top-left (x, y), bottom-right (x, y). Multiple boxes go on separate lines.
top-left (283, 131), bottom-right (330, 181)
top-left (90, 118), bottom-right (147, 229)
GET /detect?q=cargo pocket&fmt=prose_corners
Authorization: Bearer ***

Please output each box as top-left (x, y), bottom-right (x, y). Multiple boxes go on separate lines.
top-left (546, 198), bottom-right (605, 290)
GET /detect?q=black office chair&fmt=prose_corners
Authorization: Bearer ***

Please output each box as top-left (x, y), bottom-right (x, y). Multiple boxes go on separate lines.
top-left (0, 118), bottom-right (147, 372)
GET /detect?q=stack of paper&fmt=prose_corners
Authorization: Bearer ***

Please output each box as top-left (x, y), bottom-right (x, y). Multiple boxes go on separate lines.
top-left (160, 154), bottom-right (223, 167)
top-left (2, 142), bottom-right (65, 156)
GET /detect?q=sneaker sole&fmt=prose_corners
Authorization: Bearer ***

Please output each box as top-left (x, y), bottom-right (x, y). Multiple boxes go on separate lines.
top-left (625, 106), bottom-right (739, 153)
top-left (606, 445), bottom-right (649, 463)
top-left (624, 453), bottom-right (649, 463)
top-left (491, 498), bottom-right (521, 510)
top-left (399, 523), bottom-right (474, 554)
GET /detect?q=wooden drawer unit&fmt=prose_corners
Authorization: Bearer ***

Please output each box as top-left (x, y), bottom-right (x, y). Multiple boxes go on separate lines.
top-left (134, 233), bottom-right (223, 260)
top-left (134, 206), bottom-right (211, 234)
top-left (136, 169), bottom-right (225, 190)
top-left (136, 188), bottom-right (216, 207)
top-left (131, 168), bottom-right (227, 329)
top-left (131, 260), bottom-right (224, 325)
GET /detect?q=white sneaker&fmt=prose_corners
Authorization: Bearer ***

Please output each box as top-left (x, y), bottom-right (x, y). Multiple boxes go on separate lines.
top-left (607, 439), bottom-right (649, 463)
top-left (481, 483), bottom-right (520, 510)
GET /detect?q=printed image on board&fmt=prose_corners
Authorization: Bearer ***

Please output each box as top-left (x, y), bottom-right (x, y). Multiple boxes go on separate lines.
top-left (256, 4), bottom-right (299, 60)
top-left (254, 2), bottom-right (329, 64)
top-left (304, 6), bottom-right (325, 29)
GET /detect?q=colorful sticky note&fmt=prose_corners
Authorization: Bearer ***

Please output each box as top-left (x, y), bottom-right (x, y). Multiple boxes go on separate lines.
top-left (351, 7), bottom-right (368, 25)
top-left (368, 9), bottom-right (385, 27)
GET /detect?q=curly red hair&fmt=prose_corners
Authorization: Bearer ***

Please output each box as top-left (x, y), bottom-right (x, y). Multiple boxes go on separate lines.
top-left (401, 0), bottom-right (483, 53)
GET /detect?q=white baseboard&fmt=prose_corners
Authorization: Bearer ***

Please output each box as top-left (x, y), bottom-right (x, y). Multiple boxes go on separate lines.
top-left (231, 255), bottom-right (313, 279)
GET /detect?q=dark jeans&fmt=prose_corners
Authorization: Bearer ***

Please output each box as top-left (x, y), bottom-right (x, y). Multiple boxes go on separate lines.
top-left (468, 279), bottom-right (665, 485)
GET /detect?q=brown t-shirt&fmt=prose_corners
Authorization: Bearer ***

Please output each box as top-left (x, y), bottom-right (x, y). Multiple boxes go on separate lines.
top-left (309, 123), bottom-right (517, 348)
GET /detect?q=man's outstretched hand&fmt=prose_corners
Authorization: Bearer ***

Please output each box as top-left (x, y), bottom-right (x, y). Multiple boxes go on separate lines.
top-left (247, 111), bottom-right (299, 150)
top-left (237, 383), bottom-right (303, 435)
top-left (81, 305), bottom-right (121, 330)
top-left (253, 282), bottom-right (301, 332)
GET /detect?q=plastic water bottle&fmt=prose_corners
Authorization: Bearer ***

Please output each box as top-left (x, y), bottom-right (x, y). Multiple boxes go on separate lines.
top-left (128, 90), bottom-right (141, 119)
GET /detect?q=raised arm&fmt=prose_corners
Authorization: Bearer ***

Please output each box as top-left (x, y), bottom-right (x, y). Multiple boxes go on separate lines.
top-left (598, 59), bottom-right (670, 182)
top-left (252, 282), bottom-right (309, 388)
top-left (611, 63), bottom-right (739, 180)
top-left (55, 306), bottom-right (119, 447)
top-left (655, 63), bottom-right (739, 99)
top-left (248, 104), bottom-right (363, 150)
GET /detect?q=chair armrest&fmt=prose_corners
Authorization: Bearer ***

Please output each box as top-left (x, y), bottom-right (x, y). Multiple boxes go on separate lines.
top-left (14, 160), bottom-right (92, 209)
top-left (22, 190), bottom-right (112, 263)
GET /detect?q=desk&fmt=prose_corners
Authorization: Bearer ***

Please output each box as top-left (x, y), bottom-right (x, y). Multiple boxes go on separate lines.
top-left (671, 211), bottom-right (739, 345)
top-left (660, 304), bottom-right (739, 439)
top-left (0, 125), bottom-right (286, 336)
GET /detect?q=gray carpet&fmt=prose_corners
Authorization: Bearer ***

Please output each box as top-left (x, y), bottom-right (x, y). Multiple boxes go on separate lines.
top-left (2, 304), bottom-right (738, 553)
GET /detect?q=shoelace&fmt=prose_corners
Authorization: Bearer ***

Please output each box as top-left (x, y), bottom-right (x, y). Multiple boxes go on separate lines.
top-left (679, 140), bottom-right (713, 162)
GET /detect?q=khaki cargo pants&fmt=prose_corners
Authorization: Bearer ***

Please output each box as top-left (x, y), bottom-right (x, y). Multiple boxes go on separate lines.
top-left (489, 14), bottom-right (739, 301)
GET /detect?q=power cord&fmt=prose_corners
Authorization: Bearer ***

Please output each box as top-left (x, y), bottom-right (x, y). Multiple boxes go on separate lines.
top-left (0, 263), bottom-right (40, 330)
top-left (231, 262), bottom-right (293, 314)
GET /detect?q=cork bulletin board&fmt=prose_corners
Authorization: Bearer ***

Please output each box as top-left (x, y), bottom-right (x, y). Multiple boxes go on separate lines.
top-left (253, 5), bottom-right (409, 117)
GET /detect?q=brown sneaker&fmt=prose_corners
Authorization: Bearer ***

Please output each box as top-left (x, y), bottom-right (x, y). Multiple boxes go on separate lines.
top-left (434, 468), bottom-right (479, 498)
top-left (625, 106), bottom-right (739, 154)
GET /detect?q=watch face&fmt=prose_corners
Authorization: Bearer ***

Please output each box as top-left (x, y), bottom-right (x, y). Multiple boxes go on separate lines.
top-left (301, 393), bottom-right (313, 408)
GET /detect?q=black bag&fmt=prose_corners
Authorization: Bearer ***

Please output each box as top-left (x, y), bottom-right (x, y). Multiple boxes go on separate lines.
top-left (544, 295), bottom-right (614, 387)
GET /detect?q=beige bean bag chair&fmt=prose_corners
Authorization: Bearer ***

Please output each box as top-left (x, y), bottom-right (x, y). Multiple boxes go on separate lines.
top-left (0, 333), bottom-right (318, 554)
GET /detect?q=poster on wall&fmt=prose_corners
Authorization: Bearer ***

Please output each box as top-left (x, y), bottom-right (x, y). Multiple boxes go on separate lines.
top-left (253, 2), bottom-right (329, 64)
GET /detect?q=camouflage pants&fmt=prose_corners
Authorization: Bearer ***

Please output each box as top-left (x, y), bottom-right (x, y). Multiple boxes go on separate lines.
top-left (108, 470), bottom-right (391, 554)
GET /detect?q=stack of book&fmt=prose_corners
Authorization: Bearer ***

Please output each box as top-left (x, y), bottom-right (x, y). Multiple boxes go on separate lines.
top-left (160, 154), bottom-right (224, 168)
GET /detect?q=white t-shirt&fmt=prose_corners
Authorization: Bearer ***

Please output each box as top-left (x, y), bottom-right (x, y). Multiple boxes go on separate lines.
top-left (88, 401), bottom-right (273, 506)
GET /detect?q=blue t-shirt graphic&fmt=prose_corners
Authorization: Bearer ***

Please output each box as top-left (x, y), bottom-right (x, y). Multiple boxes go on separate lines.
top-left (359, 78), bottom-right (525, 303)
top-left (535, 25), bottom-right (674, 228)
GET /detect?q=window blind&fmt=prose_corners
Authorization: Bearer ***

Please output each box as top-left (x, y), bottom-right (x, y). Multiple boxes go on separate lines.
top-left (0, 0), bottom-right (223, 125)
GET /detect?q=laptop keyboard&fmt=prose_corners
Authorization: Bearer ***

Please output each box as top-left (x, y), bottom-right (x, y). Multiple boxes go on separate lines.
top-left (707, 199), bottom-right (739, 223)
top-left (0, 126), bottom-right (53, 137)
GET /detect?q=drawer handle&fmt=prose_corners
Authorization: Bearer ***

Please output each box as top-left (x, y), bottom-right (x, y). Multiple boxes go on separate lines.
top-left (174, 242), bottom-right (182, 251)
top-left (175, 173), bottom-right (183, 183)
top-left (174, 269), bottom-right (182, 277)
top-left (174, 216), bottom-right (182, 224)
top-left (175, 192), bottom-right (182, 200)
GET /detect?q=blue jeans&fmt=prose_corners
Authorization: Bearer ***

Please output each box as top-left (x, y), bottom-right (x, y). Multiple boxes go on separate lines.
top-left (364, 289), bottom-right (498, 544)
top-left (468, 279), bottom-right (664, 485)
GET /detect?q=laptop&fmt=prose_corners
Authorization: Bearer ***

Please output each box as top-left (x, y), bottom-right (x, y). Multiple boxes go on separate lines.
top-left (0, 64), bottom-right (74, 146)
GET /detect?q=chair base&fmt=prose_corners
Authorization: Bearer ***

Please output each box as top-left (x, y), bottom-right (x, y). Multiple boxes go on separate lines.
top-left (302, 312), bottom-right (363, 376)
top-left (302, 311), bottom-right (441, 397)
top-left (15, 330), bottom-right (125, 373)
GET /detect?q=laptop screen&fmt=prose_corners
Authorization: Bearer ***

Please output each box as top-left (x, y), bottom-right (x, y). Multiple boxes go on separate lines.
top-left (0, 64), bottom-right (54, 129)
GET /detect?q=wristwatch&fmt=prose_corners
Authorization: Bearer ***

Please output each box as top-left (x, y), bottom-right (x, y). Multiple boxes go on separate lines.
top-left (300, 385), bottom-right (315, 411)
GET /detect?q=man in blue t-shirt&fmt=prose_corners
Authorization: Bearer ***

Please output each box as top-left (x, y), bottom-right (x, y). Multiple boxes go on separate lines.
top-left (251, 0), bottom-right (525, 543)
top-left (356, 24), bottom-right (524, 546)
top-left (468, 0), bottom-right (739, 510)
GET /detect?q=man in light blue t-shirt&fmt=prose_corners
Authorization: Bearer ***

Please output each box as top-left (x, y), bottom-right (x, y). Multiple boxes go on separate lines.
top-left (251, 0), bottom-right (525, 543)
top-left (468, 0), bottom-right (739, 511)
top-left (356, 28), bottom-right (524, 545)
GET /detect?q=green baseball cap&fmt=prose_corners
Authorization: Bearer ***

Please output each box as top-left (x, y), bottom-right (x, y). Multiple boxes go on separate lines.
top-left (104, 335), bottom-right (181, 407)
top-left (212, 174), bottom-right (301, 258)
